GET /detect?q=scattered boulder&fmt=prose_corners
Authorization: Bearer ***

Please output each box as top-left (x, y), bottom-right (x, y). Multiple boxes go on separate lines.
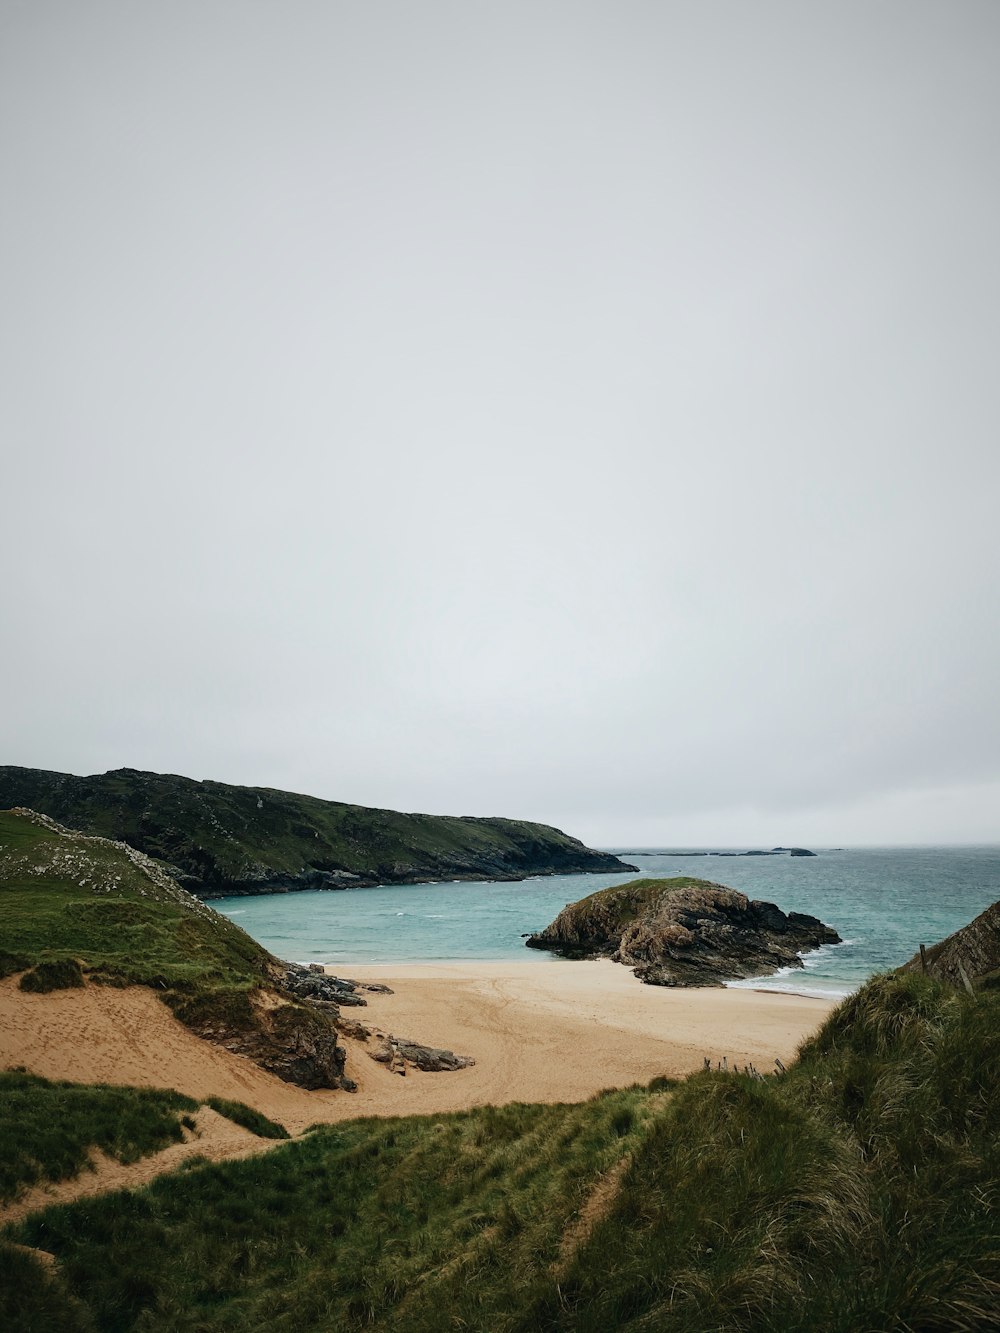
top-left (369, 1034), bottom-right (475, 1073)
top-left (526, 877), bottom-right (840, 987)
top-left (282, 963), bottom-right (368, 1007)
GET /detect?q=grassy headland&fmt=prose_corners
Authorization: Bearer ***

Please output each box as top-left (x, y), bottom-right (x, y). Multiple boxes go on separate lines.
top-left (0, 766), bottom-right (635, 896)
top-left (0, 810), bottom-right (273, 989)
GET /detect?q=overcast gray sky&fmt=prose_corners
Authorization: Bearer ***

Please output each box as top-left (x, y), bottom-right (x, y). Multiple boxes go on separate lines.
top-left (3, 2), bottom-right (999, 846)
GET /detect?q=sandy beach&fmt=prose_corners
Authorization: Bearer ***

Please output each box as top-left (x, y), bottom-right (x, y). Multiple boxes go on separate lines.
top-left (1, 959), bottom-right (836, 1134)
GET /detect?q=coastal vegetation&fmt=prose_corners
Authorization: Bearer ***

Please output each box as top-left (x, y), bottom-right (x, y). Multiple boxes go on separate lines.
top-left (0, 810), bottom-right (273, 990)
top-left (0, 810), bottom-right (349, 1089)
top-left (4, 970), bottom-right (999, 1331)
top-left (0, 1072), bottom-right (288, 1205)
top-left (0, 766), bottom-right (635, 896)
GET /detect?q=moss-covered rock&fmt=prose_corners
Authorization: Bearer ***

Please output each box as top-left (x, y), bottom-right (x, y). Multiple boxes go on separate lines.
top-left (527, 876), bottom-right (840, 986)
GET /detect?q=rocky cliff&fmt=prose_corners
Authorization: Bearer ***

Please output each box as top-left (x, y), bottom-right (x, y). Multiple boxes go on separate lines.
top-left (0, 766), bottom-right (635, 897)
top-left (901, 898), bottom-right (1000, 990)
top-left (526, 876), bottom-right (840, 986)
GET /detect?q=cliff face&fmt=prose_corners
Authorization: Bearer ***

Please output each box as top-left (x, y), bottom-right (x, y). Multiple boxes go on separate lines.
top-left (526, 876), bottom-right (840, 986)
top-left (901, 898), bottom-right (1000, 990)
top-left (0, 766), bottom-right (636, 897)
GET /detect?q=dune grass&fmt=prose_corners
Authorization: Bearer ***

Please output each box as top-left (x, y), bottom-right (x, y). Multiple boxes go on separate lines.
top-left (0, 1072), bottom-right (289, 1207)
top-left (203, 1099), bottom-right (290, 1141)
top-left (0, 1071), bottom-right (199, 1205)
top-left (528, 972), bottom-right (1000, 1332)
top-left (5, 972), bottom-right (999, 1331)
top-left (8, 1090), bottom-right (658, 1331)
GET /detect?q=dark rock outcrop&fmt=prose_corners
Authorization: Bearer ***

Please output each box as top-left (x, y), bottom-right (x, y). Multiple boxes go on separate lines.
top-left (282, 964), bottom-right (368, 1007)
top-left (163, 987), bottom-right (353, 1090)
top-left (0, 765), bottom-right (636, 897)
top-left (525, 877), bottom-right (840, 987)
top-left (369, 1034), bottom-right (475, 1074)
top-left (901, 899), bottom-right (1000, 991)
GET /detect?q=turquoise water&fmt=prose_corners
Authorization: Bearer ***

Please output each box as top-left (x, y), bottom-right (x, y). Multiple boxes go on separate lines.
top-left (213, 846), bottom-right (1000, 999)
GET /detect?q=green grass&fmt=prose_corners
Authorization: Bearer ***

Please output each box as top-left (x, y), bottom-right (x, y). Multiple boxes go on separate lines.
top-left (18, 959), bottom-right (84, 992)
top-left (0, 1242), bottom-right (94, 1333)
top-left (0, 1071), bottom-right (198, 1204)
top-left (528, 972), bottom-right (1000, 1332)
top-left (0, 1072), bottom-right (292, 1206)
top-left (7, 1090), bottom-right (658, 1331)
top-left (5, 974), bottom-right (999, 1332)
top-left (203, 1099), bottom-right (290, 1140)
top-left (0, 810), bottom-right (273, 991)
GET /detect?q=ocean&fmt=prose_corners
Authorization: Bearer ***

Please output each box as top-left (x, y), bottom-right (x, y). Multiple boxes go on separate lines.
top-left (213, 846), bottom-right (1000, 999)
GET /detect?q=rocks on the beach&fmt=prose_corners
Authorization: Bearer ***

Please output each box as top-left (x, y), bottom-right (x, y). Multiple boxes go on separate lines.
top-left (525, 877), bottom-right (840, 987)
top-left (369, 1033), bottom-right (475, 1074)
top-left (175, 987), bottom-right (354, 1091)
top-left (337, 1016), bottom-right (371, 1041)
top-left (282, 963), bottom-right (369, 1007)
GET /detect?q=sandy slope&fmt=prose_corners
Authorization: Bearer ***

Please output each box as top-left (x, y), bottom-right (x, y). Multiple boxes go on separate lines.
top-left (1, 961), bottom-right (834, 1127)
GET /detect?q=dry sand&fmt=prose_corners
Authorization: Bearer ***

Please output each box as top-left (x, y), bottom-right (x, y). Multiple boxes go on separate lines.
top-left (1, 960), bottom-right (835, 1132)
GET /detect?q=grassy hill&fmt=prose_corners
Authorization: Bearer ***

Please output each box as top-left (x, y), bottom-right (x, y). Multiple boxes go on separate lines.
top-left (0, 809), bottom-right (272, 988)
top-left (0, 810), bottom-right (349, 1089)
top-left (0, 766), bottom-right (635, 896)
top-left (3, 969), bottom-right (998, 1331)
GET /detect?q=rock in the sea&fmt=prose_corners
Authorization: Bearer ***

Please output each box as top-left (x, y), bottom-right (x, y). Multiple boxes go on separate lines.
top-left (901, 899), bottom-right (1000, 991)
top-left (525, 877), bottom-right (840, 987)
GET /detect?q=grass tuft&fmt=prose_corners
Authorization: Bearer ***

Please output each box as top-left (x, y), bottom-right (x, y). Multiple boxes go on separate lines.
top-left (19, 959), bottom-right (85, 992)
top-left (203, 1098), bottom-right (290, 1140)
top-left (0, 1071), bottom-right (198, 1204)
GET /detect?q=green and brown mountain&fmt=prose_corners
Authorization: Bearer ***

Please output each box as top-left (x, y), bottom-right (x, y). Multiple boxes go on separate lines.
top-left (0, 808), bottom-right (350, 1089)
top-left (0, 766), bottom-right (635, 897)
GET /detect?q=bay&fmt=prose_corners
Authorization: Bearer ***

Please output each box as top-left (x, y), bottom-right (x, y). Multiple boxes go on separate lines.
top-left (213, 845), bottom-right (1000, 999)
